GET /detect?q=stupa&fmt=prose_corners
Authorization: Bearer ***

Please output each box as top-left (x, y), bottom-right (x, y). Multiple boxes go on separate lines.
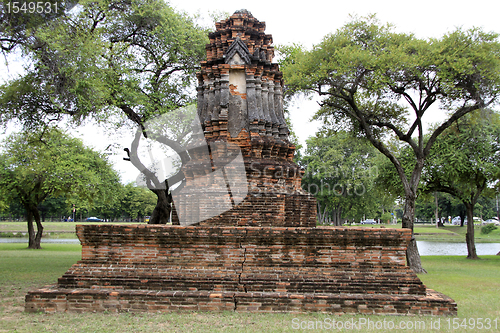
top-left (172, 9), bottom-right (316, 227)
top-left (26, 10), bottom-right (456, 316)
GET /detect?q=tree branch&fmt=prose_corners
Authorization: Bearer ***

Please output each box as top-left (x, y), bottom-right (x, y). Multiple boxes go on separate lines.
top-left (424, 101), bottom-right (487, 158)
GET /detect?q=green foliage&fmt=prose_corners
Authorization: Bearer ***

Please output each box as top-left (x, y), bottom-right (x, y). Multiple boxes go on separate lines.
top-left (281, 13), bottom-right (500, 174)
top-left (299, 131), bottom-right (382, 223)
top-left (0, 0), bottom-right (209, 131)
top-left (423, 109), bottom-right (500, 202)
top-left (0, 0), bottom-right (70, 53)
top-left (481, 224), bottom-right (498, 235)
top-left (0, 196), bottom-right (7, 213)
top-left (0, 127), bottom-right (122, 215)
top-left (283, 16), bottom-right (500, 134)
top-left (282, 15), bottom-right (500, 268)
top-left (281, 14), bottom-right (500, 225)
top-left (0, 0), bottom-right (208, 225)
top-left (120, 183), bottom-right (157, 220)
top-left (380, 212), bottom-right (392, 223)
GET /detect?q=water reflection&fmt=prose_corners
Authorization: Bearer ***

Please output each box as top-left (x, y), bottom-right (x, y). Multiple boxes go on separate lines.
top-left (417, 241), bottom-right (500, 256)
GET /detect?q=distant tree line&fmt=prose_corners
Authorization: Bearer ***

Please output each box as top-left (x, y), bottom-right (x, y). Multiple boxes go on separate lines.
top-left (0, 183), bottom-right (157, 223)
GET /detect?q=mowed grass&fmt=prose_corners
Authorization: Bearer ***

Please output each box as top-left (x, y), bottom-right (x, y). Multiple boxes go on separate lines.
top-left (0, 222), bottom-right (140, 239)
top-left (1, 243), bottom-right (500, 332)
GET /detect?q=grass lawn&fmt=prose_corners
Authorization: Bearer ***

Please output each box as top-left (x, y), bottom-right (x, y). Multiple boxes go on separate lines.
top-left (0, 221), bottom-right (139, 233)
top-left (1, 243), bottom-right (499, 332)
top-left (0, 222), bottom-right (140, 239)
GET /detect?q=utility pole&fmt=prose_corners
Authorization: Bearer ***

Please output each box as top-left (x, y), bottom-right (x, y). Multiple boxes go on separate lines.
top-left (435, 192), bottom-right (439, 228)
top-left (496, 194), bottom-right (499, 221)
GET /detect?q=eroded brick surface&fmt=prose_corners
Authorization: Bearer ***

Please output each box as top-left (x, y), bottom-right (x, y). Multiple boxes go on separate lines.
top-left (26, 225), bottom-right (456, 315)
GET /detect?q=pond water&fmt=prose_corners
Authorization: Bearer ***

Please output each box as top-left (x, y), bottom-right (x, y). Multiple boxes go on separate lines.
top-left (417, 241), bottom-right (500, 256)
top-left (1, 238), bottom-right (499, 256)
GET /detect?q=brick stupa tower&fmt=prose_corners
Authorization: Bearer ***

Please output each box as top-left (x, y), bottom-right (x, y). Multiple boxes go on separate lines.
top-left (174, 9), bottom-right (316, 227)
top-left (26, 10), bottom-right (456, 316)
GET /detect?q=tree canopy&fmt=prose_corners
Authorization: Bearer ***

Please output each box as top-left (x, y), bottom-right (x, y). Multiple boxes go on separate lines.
top-left (0, 127), bottom-right (121, 248)
top-left (0, 0), bottom-right (209, 224)
top-left (422, 109), bottom-right (500, 258)
top-left (1, 0), bottom-right (208, 129)
top-left (299, 131), bottom-right (382, 225)
top-left (281, 15), bottom-right (500, 272)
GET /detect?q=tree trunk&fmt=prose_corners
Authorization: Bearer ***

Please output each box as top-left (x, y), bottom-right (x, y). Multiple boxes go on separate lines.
top-left (336, 207), bottom-right (342, 226)
top-left (317, 202), bottom-right (323, 223)
top-left (26, 205), bottom-right (43, 249)
top-left (402, 193), bottom-right (426, 273)
top-left (149, 189), bottom-right (174, 224)
top-left (27, 210), bottom-right (35, 248)
top-left (464, 202), bottom-right (478, 259)
top-left (435, 192), bottom-right (439, 229)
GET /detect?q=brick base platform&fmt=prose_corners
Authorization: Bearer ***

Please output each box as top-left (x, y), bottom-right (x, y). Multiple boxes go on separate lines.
top-left (25, 225), bottom-right (457, 315)
top-left (26, 288), bottom-right (455, 315)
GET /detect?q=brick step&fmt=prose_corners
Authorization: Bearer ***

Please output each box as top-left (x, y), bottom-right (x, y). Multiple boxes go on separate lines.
top-left (25, 287), bottom-right (456, 315)
top-left (57, 264), bottom-right (425, 295)
top-left (57, 277), bottom-right (425, 295)
top-left (61, 262), bottom-right (416, 273)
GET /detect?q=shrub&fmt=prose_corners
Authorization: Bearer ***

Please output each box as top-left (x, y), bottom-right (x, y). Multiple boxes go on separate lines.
top-left (0, 232), bottom-right (25, 238)
top-left (481, 223), bottom-right (498, 234)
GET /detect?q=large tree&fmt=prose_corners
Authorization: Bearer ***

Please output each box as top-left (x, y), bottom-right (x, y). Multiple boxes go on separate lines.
top-left (116, 182), bottom-right (157, 221)
top-left (281, 15), bottom-right (500, 272)
top-left (422, 109), bottom-right (500, 259)
top-left (0, 127), bottom-right (121, 248)
top-left (0, 0), bottom-right (208, 224)
top-left (299, 131), bottom-right (382, 225)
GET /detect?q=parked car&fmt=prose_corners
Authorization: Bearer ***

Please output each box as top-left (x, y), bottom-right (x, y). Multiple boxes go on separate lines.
top-left (485, 218), bottom-right (500, 226)
top-left (86, 217), bottom-right (103, 222)
top-left (473, 217), bottom-right (484, 224)
top-left (462, 217), bottom-right (483, 225)
top-left (360, 219), bottom-right (377, 225)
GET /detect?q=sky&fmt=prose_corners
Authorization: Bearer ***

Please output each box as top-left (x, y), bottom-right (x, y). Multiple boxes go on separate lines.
top-left (1, 0), bottom-right (500, 184)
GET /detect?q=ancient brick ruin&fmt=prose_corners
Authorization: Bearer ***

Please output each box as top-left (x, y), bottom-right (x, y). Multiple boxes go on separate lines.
top-left (174, 9), bottom-right (316, 227)
top-left (25, 10), bottom-right (456, 316)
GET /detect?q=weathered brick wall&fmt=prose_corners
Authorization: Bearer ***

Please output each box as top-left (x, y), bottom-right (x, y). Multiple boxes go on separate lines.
top-left (194, 192), bottom-right (317, 227)
top-left (25, 224), bottom-right (456, 315)
top-left (177, 124), bottom-right (317, 227)
top-left (51, 225), bottom-right (424, 295)
top-left (26, 288), bottom-right (456, 315)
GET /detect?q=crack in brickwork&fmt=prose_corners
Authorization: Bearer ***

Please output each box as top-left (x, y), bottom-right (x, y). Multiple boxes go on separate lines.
top-left (238, 228), bottom-right (248, 294)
